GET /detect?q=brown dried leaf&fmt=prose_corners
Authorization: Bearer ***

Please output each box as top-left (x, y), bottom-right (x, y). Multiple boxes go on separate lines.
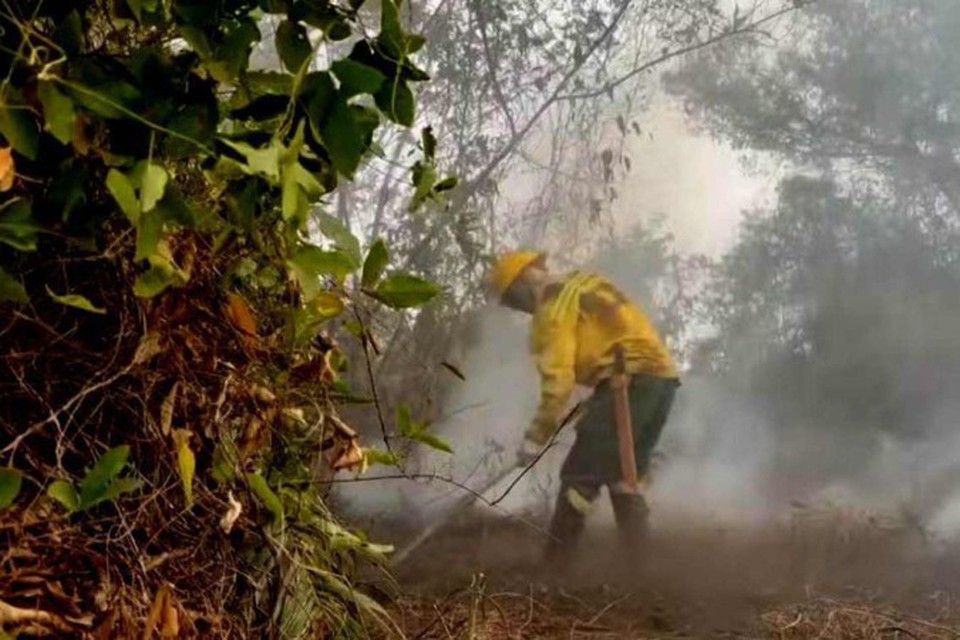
top-left (0, 146), bottom-right (14, 192)
top-left (159, 382), bottom-right (179, 436)
top-left (239, 416), bottom-right (269, 461)
top-left (160, 594), bottom-right (178, 638)
top-left (219, 490), bottom-right (242, 534)
top-left (249, 384), bottom-right (276, 404)
top-left (144, 584), bottom-right (179, 640)
top-left (332, 439), bottom-right (365, 471)
top-left (225, 292), bottom-right (259, 351)
top-left (133, 330), bottom-right (163, 365)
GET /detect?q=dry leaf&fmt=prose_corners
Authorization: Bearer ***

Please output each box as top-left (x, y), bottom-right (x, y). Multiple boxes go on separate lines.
top-left (133, 330), bottom-right (163, 365)
top-left (249, 384), bottom-right (276, 403)
top-left (219, 490), bottom-right (242, 534)
top-left (160, 594), bottom-right (179, 638)
top-left (332, 439), bottom-right (365, 471)
top-left (143, 584), bottom-right (179, 640)
top-left (159, 382), bottom-right (179, 436)
top-left (225, 292), bottom-right (259, 351)
top-left (0, 146), bottom-right (14, 192)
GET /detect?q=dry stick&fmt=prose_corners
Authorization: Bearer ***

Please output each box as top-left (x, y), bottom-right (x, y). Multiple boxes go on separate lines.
top-left (353, 306), bottom-right (394, 454)
top-left (488, 402), bottom-right (582, 507)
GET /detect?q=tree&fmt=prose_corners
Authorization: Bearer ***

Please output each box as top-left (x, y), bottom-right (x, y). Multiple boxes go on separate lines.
top-left (666, 0), bottom-right (960, 219)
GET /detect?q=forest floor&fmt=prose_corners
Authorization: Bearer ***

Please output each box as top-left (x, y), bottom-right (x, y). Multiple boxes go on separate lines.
top-left (375, 507), bottom-right (960, 639)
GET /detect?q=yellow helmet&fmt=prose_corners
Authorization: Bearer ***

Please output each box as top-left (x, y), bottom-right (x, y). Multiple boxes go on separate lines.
top-left (488, 251), bottom-right (545, 297)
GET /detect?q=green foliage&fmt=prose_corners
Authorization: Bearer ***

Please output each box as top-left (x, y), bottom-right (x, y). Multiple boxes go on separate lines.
top-left (368, 273), bottom-right (442, 309)
top-left (0, 267), bottom-right (27, 304)
top-left (0, 468), bottom-right (22, 510)
top-left (246, 472), bottom-right (284, 525)
top-left (361, 239), bottom-right (389, 289)
top-left (46, 286), bottom-right (106, 314)
top-left (397, 404), bottom-right (452, 454)
top-left (0, 0), bottom-right (434, 311)
top-left (47, 446), bottom-right (142, 514)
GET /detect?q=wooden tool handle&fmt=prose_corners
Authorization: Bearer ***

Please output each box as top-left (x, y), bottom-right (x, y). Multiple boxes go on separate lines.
top-left (611, 345), bottom-right (639, 489)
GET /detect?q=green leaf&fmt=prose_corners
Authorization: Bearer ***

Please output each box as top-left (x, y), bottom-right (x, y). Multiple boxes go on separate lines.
top-left (411, 160), bottom-right (436, 208)
top-left (46, 286), bottom-right (106, 314)
top-left (102, 477), bottom-right (143, 504)
top-left (421, 126), bottom-right (436, 161)
top-left (434, 176), bottom-right (458, 192)
top-left (361, 239), bottom-right (389, 288)
top-left (331, 59), bottom-right (386, 97)
top-left (106, 169), bottom-right (141, 224)
top-left (244, 71), bottom-right (295, 94)
top-left (0, 468), bottom-right (22, 510)
top-left (406, 33), bottom-right (427, 54)
top-left (133, 263), bottom-right (176, 298)
top-left (321, 97), bottom-right (364, 177)
top-left (408, 430), bottom-right (453, 454)
top-left (0, 199), bottom-right (40, 251)
top-left (0, 267), bottom-right (27, 304)
top-left (276, 19), bottom-right (313, 73)
top-left (396, 405), bottom-right (452, 453)
top-left (396, 403), bottom-right (413, 436)
top-left (48, 480), bottom-right (80, 513)
top-left (220, 138), bottom-right (282, 181)
top-left (127, 0), bottom-right (142, 20)
top-left (311, 291), bottom-right (346, 319)
top-left (139, 162), bottom-right (169, 213)
top-left (318, 213), bottom-right (361, 263)
top-left (288, 245), bottom-right (358, 298)
top-left (363, 448), bottom-right (403, 467)
top-left (210, 442), bottom-right (238, 484)
top-left (279, 129), bottom-right (323, 224)
top-left (374, 79), bottom-right (415, 126)
top-left (371, 273), bottom-right (441, 309)
top-left (246, 472), bottom-right (284, 523)
top-left (37, 82), bottom-right (76, 145)
top-left (173, 430), bottom-right (196, 508)
top-left (55, 10), bottom-right (84, 55)
top-left (78, 445), bottom-right (131, 507)
top-left (204, 18), bottom-right (261, 83)
top-left (378, 0), bottom-right (406, 58)
top-left (135, 208), bottom-right (164, 261)
top-left (0, 104), bottom-right (39, 160)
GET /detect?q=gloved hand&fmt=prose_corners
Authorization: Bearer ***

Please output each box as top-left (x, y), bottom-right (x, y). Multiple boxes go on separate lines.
top-left (515, 439), bottom-right (542, 468)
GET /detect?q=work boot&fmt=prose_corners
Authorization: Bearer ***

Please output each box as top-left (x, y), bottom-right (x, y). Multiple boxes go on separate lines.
top-left (543, 487), bottom-right (590, 568)
top-left (609, 491), bottom-right (650, 553)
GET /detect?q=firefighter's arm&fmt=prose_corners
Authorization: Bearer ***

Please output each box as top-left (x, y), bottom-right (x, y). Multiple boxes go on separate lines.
top-left (526, 314), bottom-right (577, 446)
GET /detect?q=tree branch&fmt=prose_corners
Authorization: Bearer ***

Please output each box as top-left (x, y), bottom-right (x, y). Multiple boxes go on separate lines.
top-left (556, 3), bottom-right (809, 102)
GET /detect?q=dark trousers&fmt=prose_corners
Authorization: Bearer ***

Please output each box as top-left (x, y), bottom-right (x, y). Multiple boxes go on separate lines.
top-left (546, 375), bottom-right (678, 561)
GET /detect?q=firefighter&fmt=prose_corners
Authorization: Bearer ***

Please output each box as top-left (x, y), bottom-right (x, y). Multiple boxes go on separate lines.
top-left (488, 251), bottom-right (680, 562)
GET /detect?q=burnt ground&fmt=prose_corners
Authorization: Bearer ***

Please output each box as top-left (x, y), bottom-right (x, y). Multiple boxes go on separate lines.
top-left (366, 506), bottom-right (960, 639)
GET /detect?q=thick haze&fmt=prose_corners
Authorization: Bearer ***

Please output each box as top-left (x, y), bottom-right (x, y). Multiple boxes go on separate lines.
top-left (338, 2), bottom-right (960, 549)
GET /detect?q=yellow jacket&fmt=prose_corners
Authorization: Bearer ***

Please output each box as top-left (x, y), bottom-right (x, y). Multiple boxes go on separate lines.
top-left (526, 272), bottom-right (678, 445)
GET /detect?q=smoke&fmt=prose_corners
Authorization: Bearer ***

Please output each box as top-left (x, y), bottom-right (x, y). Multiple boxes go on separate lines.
top-left (336, 281), bottom-right (960, 546)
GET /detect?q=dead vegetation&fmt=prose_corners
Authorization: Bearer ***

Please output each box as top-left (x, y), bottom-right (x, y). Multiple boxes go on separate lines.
top-left (0, 230), bottom-right (369, 637)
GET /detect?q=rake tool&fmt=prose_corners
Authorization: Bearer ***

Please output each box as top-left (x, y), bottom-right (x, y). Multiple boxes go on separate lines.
top-left (390, 464), bottom-right (519, 566)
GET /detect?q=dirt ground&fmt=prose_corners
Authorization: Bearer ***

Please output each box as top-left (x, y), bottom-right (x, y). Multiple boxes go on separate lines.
top-left (371, 506), bottom-right (960, 639)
